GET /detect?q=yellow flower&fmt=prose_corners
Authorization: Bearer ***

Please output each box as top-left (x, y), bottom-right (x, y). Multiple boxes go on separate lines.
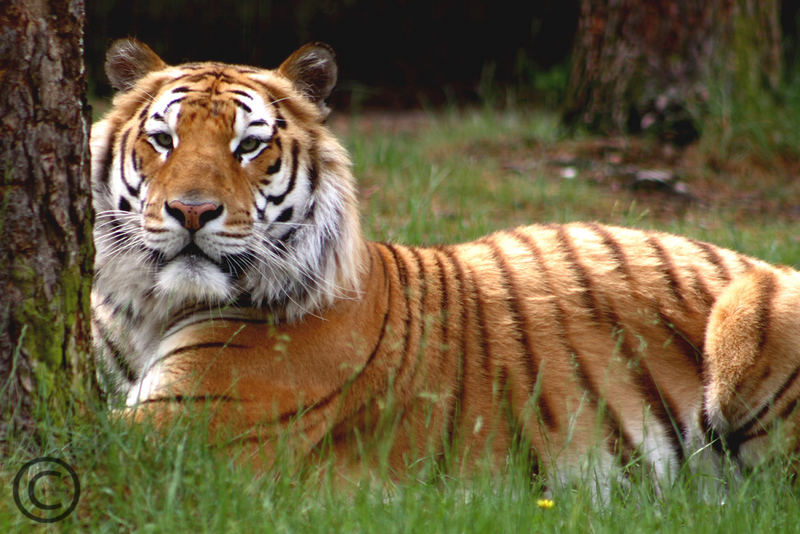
top-left (536, 498), bottom-right (555, 509)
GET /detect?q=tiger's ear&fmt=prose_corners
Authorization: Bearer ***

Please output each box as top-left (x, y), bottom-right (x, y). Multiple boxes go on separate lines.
top-left (278, 42), bottom-right (338, 107)
top-left (105, 38), bottom-right (168, 92)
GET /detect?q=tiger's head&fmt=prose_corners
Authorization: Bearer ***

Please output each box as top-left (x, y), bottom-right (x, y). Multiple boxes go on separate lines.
top-left (91, 40), bottom-right (364, 322)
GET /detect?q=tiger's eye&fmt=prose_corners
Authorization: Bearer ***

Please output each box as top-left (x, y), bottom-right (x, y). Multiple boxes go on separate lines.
top-left (237, 136), bottom-right (261, 154)
top-left (153, 132), bottom-right (173, 150)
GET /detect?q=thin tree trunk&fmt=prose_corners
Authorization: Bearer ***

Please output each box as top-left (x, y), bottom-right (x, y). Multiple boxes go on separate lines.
top-left (564, 0), bottom-right (782, 143)
top-left (0, 0), bottom-right (93, 451)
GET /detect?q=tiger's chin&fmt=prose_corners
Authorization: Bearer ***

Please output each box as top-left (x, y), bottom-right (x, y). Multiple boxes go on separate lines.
top-left (155, 258), bottom-right (235, 306)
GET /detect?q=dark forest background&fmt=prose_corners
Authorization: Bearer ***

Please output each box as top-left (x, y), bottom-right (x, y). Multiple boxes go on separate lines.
top-left (86, 1), bottom-right (577, 107)
top-left (86, 1), bottom-right (800, 111)
top-left (86, 1), bottom-right (570, 108)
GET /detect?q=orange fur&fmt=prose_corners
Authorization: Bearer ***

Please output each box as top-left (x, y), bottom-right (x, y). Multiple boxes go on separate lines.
top-left (92, 40), bottom-right (800, 482)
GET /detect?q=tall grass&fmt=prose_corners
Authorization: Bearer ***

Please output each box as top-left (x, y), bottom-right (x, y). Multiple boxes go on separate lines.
top-left (3, 108), bottom-right (800, 532)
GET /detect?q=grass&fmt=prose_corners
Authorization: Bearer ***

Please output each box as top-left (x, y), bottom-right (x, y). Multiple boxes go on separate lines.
top-left (3, 106), bottom-right (800, 532)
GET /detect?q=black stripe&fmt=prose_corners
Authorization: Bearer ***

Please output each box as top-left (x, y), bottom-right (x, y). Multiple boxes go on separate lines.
top-left (431, 250), bottom-right (454, 458)
top-left (131, 148), bottom-right (140, 172)
top-left (98, 128), bottom-right (118, 184)
top-left (464, 261), bottom-right (493, 377)
top-left (266, 156), bottom-right (282, 175)
top-left (647, 236), bottom-right (687, 308)
top-left (200, 74), bottom-right (261, 92)
top-left (266, 139), bottom-right (299, 206)
top-left (486, 237), bottom-right (556, 430)
top-left (166, 316), bottom-right (270, 335)
top-left (233, 99), bottom-right (252, 113)
top-left (100, 217), bottom-right (126, 248)
top-left (755, 270), bottom-right (777, 352)
top-left (92, 318), bottom-right (137, 383)
top-left (384, 243), bottom-right (414, 380)
top-left (512, 228), bottom-right (634, 460)
top-left (302, 199), bottom-right (316, 223)
top-left (556, 226), bottom-right (601, 323)
top-left (164, 96), bottom-right (185, 112)
top-left (103, 293), bottom-right (136, 324)
top-left (275, 206), bottom-right (293, 223)
top-left (118, 129), bottom-right (139, 197)
top-left (405, 247), bottom-right (429, 388)
top-left (277, 227), bottom-right (297, 247)
top-left (218, 73), bottom-right (244, 85)
top-left (244, 78), bottom-right (283, 102)
top-left (162, 304), bottom-right (216, 334)
top-left (724, 366), bottom-right (800, 455)
top-left (136, 99), bottom-right (155, 132)
top-left (433, 252), bottom-right (449, 349)
top-left (275, 108), bottom-right (287, 128)
top-left (439, 246), bottom-right (468, 448)
top-left (717, 271), bottom-right (781, 448)
top-left (276, 244), bottom-right (392, 424)
top-left (658, 311), bottom-right (703, 372)
top-left (688, 265), bottom-right (715, 310)
top-left (644, 232), bottom-right (706, 370)
top-left (308, 148), bottom-right (319, 193)
top-left (690, 238), bottom-right (731, 282)
top-left (499, 366), bottom-right (541, 478)
top-left (229, 89), bottom-right (253, 99)
top-left (510, 229), bottom-right (569, 354)
top-left (139, 394), bottom-right (238, 404)
top-left (586, 222), bottom-right (631, 280)
top-left (307, 131), bottom-right (320, 193)
top-left (158, 342), bottom-right (248, 364)
top-left (587, 225), bottom-right (686, 461)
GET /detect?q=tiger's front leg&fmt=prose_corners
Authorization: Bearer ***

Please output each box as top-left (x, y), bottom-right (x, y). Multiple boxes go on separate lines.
top-left (120, 359), bottom-right (335, 468)
top-left (704, 267), bottom-right (800, 467)
top-left (118, 292), bottom-right (391, 468)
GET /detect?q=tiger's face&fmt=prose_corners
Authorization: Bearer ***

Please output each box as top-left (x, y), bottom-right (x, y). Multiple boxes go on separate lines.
top-left (128, 72), bottom-right (299, 302)
top-left (92, 40), bottom-right (362, 321)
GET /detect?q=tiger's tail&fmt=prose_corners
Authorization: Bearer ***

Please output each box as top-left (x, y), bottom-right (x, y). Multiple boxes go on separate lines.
top-left (704, 267), bottom-right (800, 465)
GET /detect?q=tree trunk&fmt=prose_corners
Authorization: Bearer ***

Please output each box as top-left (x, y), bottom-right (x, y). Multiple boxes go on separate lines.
top-left (563, 0), bottom-right (782, 143)
top-left (0, 0), bottom-right (93, 451)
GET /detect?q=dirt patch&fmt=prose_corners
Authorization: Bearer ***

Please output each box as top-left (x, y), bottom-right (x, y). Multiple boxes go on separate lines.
top-left (537, 137), bottom-right (800, 222)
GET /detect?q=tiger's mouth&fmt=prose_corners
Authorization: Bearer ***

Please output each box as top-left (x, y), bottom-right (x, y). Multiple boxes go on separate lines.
top-left (151, 237), bottom-right (251, 304)
top-left (152, 239), bottom-right (249, 280)
top-left (176, 242), bottom-right (212, 263)
top-left (150, 240), bottom-right (214, 267)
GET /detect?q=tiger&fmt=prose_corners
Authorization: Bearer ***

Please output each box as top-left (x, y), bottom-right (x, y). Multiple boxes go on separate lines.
top-left (91, 38), bottom-right (800, 484)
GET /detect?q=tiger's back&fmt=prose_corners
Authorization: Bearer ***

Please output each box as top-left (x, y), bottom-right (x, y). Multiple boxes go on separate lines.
top-left (91, 39), bottom-right (800, 482)
top-left (317, 224), bottom-right (780, 474)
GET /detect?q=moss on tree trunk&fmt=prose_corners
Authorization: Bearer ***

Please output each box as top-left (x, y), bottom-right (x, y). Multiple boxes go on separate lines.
top-left (0, 0), bottom-right (94, 452)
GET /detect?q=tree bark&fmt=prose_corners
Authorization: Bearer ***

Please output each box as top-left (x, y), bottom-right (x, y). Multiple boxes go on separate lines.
top-left (563, 0), bottom-right (782, 142)
top-left (0, 0), bottom-right (93, 451)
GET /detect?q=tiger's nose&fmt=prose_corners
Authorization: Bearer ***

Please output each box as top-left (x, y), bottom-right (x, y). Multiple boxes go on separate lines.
top-left (165, 200), bottom-right (223, 230)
